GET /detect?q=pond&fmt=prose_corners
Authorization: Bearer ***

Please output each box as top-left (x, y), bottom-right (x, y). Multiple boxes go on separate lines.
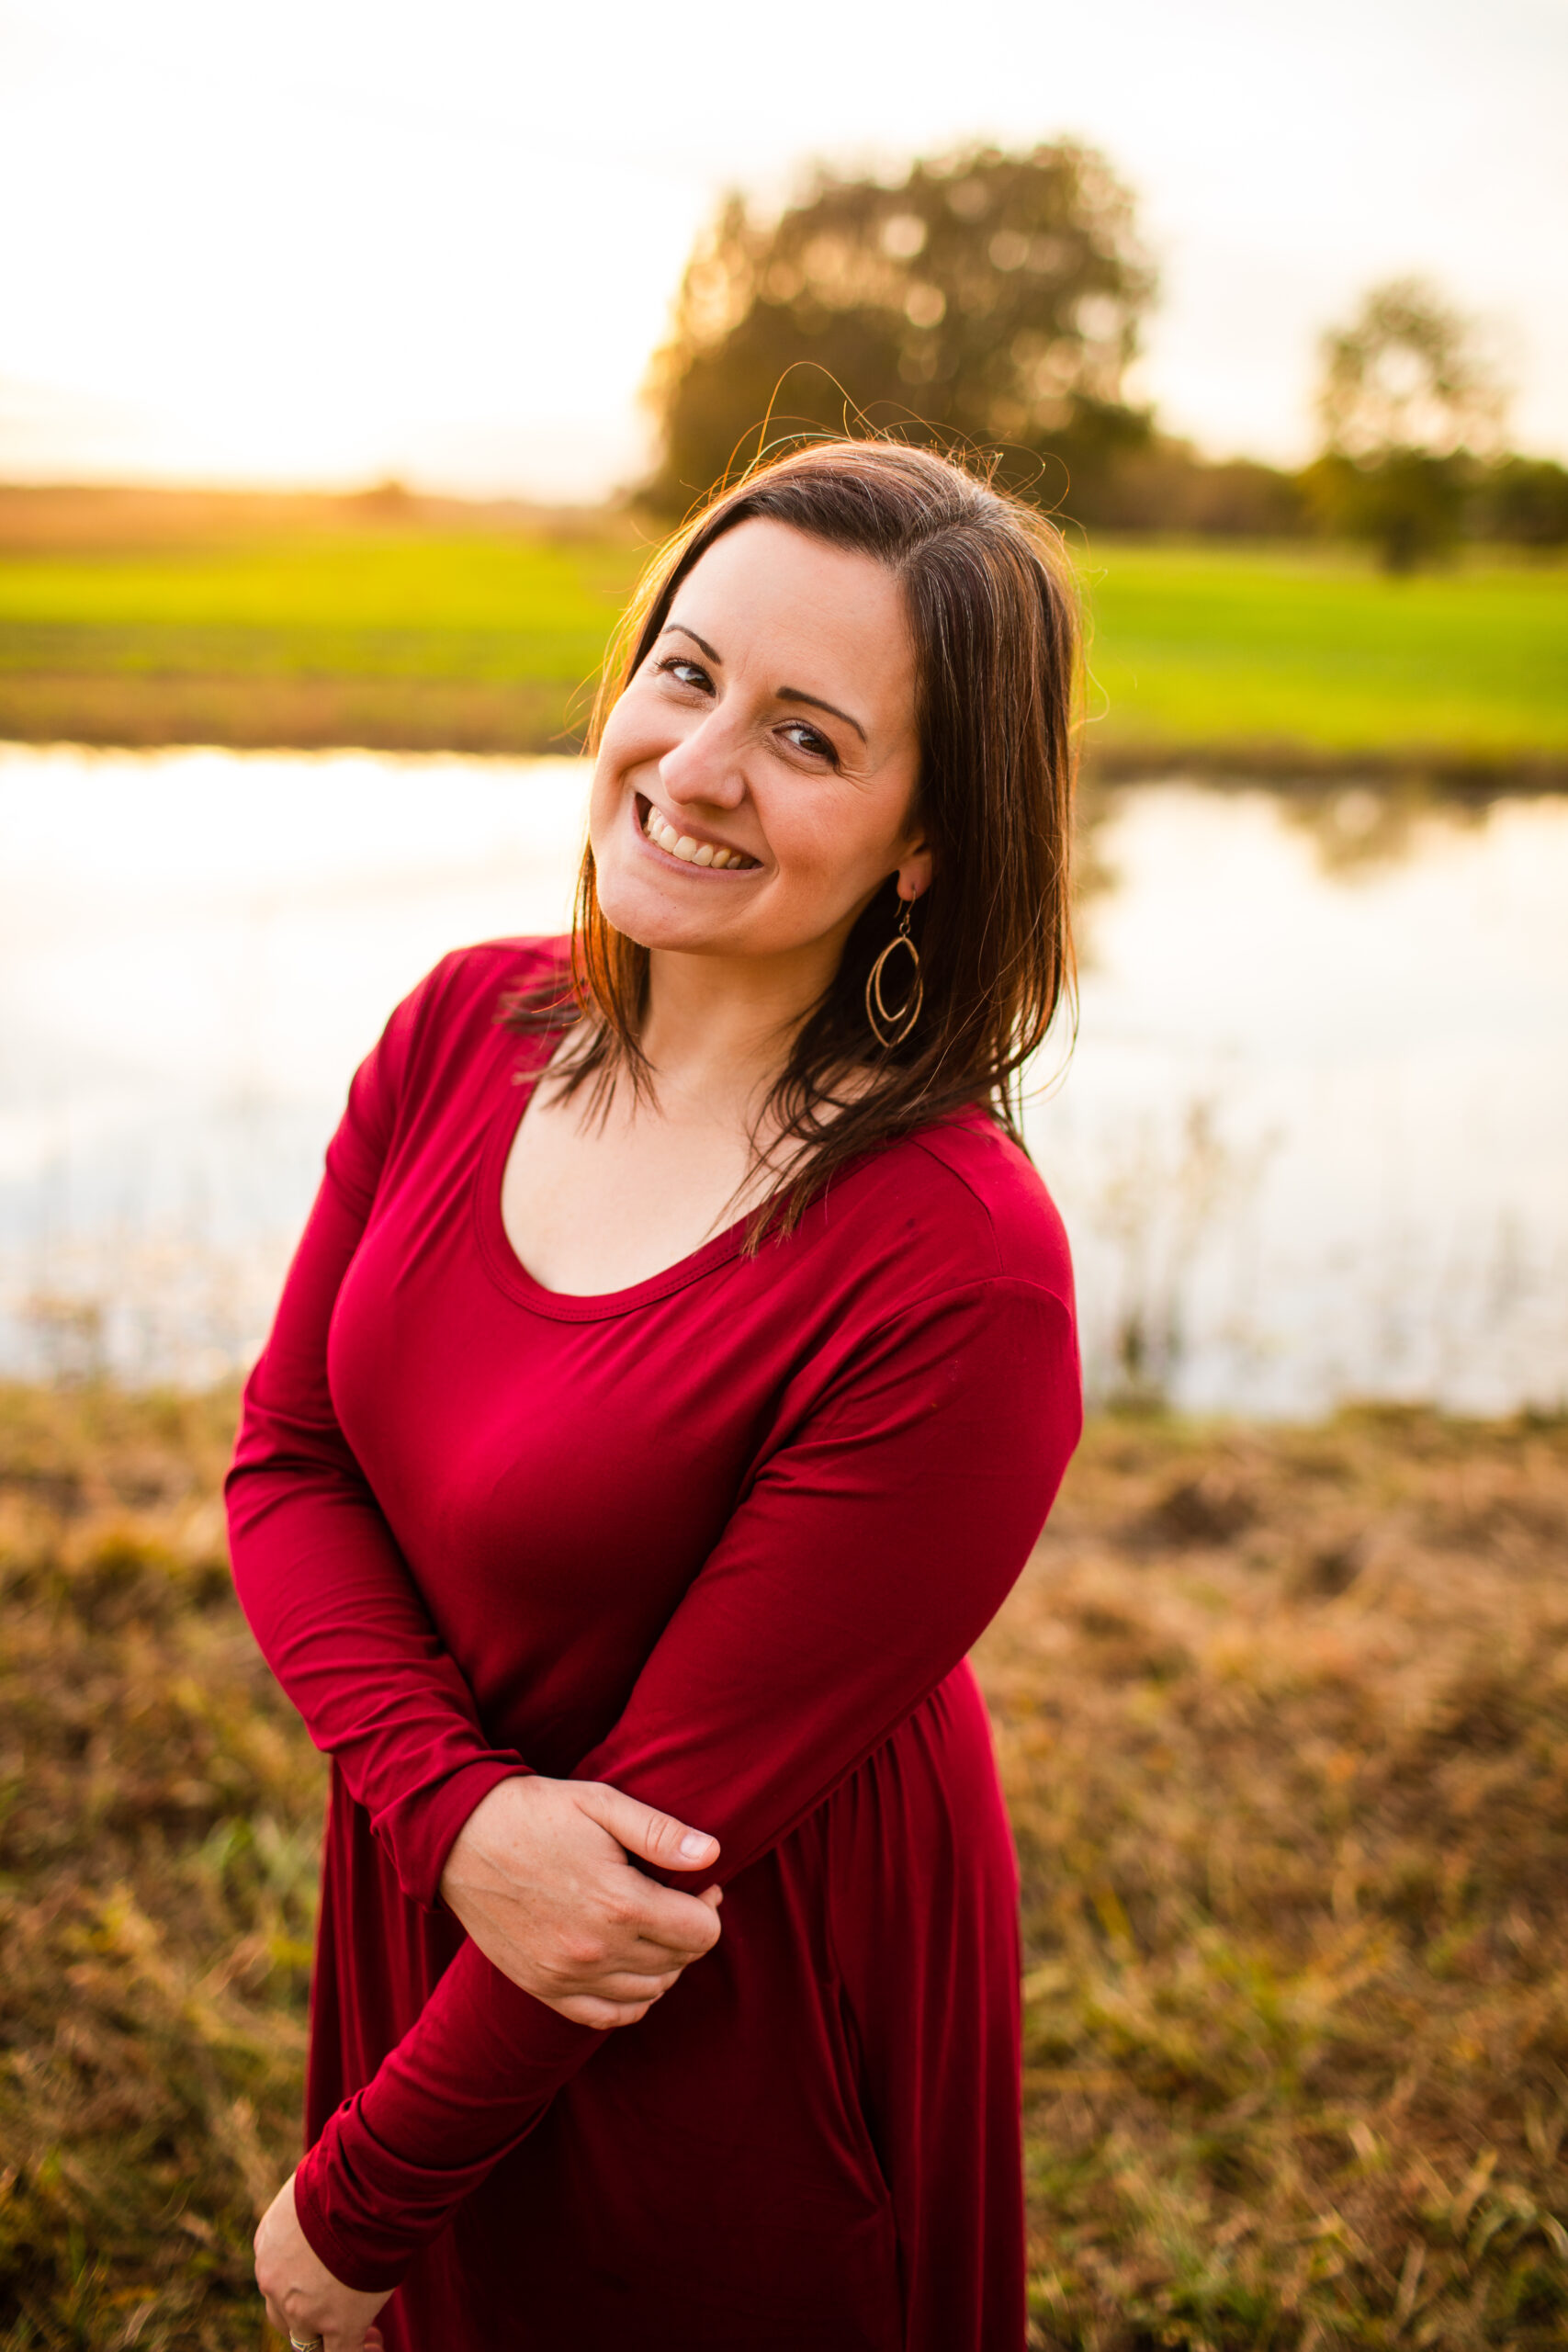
top-left (2, 743), bottom-right (1564, 1416)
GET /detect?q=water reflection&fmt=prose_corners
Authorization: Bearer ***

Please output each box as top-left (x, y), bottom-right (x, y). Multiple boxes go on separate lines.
top-left (1272, 777), bottom-right (1505, 877)
top-left (1032, 779), bottom-right (1567, 1415)
top-left (2, 745), bottom-right (1564, 1416)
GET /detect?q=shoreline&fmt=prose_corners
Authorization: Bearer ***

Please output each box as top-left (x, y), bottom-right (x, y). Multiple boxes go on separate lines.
top-left (4, 526), bottom-right (1562, 785)
top-left (2, 690), bottom-right (1564, 790)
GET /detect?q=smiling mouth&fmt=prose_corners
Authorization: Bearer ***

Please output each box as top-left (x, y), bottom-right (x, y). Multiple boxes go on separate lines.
top-left (637, 795), bottom-right (761, 871)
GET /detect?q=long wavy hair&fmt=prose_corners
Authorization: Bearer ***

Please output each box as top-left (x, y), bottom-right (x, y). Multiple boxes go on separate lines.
top-left (506, 437), bottom-right (1081, 1238)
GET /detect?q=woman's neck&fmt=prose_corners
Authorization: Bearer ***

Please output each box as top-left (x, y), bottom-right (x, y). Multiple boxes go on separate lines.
top-left (639, 942), bottom-right (840, 1125)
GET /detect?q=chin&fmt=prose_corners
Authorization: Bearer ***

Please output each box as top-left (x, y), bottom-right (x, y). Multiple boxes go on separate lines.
top-left (592, 861), bottom-right (740, 956)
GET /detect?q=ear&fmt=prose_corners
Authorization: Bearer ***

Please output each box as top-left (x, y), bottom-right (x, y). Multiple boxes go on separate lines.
top-left (895, 836), bottom-right (934, 903)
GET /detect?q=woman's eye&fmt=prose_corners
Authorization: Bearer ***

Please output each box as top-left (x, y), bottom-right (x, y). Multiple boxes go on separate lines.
top-left (656, 656), bottom-right (712, 692)
top-left (780, 721), bottom-right (836, 763)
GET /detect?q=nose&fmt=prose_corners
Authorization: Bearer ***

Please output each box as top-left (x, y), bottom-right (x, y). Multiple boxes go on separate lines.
top-left (657, 706), bottom-right (746, 812)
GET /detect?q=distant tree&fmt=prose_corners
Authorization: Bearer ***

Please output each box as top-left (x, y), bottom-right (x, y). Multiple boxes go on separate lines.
top-left (1481, 454), bottom-right (1568, 548)
top-left (1303, 277), bottom-right (1506, 570)
top-left (1076, 440), bottom-right (1306, 537)
top-left (642, 142), bottom-right (1156, 520)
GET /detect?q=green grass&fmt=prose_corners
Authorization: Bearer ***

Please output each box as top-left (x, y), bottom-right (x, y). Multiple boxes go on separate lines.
top-left (0, 510), bottom-right (1563, 769)
top-left (0, 534), bottom-right (648, 754)
top-left (0, 535), bottom-right (641, 671)
top-left (1079, 541), bottom-right (1568, 770)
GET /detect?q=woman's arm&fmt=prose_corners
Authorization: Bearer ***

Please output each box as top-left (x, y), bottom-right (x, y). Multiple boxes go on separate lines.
top-left (229, 981), bottom-right (725, 1992)
top-left (226, 983), bottom-right (535, 1908)
top-left (291, 1273), bottom-right (1080, 2290)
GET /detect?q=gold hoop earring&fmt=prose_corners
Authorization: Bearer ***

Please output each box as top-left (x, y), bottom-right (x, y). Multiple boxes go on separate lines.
top-left (865, 898), bottom-right (923, 1049)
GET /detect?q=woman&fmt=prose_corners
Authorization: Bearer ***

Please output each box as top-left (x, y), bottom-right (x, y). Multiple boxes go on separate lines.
top-left (229, 439), bottom-right (1083, 2352)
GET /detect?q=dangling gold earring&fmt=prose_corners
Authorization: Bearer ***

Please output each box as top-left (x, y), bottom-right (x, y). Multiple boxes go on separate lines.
top-left (865, 897), bottom-right (923, 1049)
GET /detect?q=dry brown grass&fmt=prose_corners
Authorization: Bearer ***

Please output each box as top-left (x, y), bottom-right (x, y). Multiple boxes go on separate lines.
top-left (0, 673), bottom-right (575, 759)
top-left (2, 1385), bottom-right (1564, 2347)
top-left (0, 1383), bottom-right (314, 2350)
top-left (976, 1409), bottom-right (1568, 2348)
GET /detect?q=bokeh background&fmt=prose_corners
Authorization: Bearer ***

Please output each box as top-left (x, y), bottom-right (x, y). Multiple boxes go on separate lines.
top-left (2, 3), bottom-right (1566, 2346)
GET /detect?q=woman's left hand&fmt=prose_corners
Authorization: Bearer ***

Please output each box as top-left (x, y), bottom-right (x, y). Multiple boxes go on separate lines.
top-left (254, 2172), bottom-right (393, 2351)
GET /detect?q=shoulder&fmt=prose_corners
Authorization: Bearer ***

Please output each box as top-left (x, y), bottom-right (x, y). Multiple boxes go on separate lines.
top-left (911, 1114), bottom-right (1074, 1296)
top-left (336, 936), bottom-right (564, 1159)
top-left (785, 1113), bottom-right (1080, 1460)
top-left (373, 934), bottom-right (567, 1079)
top-left (815, 1109), bottom-right (1075, 1317)
top-left (395, 934), bottom-right (567, 1039)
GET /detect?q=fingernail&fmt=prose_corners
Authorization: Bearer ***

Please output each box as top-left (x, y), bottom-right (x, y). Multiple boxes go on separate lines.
top-left (679, 1830), bottom-right (713, 1859)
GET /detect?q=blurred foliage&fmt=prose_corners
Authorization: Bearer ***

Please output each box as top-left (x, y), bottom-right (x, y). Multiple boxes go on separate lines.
top-left (644, 183), bottom-right (1568, 563)
top-left (1477, 457), bottom-right (1568, 551)
top-left (641, 142), bottom-right (1156, 520)
top-left (1308, 280), bottom-right (1510, 572)
top-left (3, 1383), bottom-right (1566, 2346)
top-left (1075, 447), bottom-right (1306, 537)
top-left (1301, 450), bottom-right (1472, 578)
top-left (1316, 280), bottom-right (1506, 467)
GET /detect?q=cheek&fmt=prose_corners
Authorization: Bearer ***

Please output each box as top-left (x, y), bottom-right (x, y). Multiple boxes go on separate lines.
top-left (589, 702), bottom-right (658, 837)
top-left (594, 698), bottom-right (646, 785)
top-left (769, 795), bottom-right (909, 894)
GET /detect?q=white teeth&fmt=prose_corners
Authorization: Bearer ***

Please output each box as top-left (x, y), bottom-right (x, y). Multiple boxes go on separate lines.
top-left (640, 801), bottom-right (755, 871)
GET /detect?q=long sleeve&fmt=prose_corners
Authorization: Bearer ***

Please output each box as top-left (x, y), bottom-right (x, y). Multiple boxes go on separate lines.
top-left (293, 1272), bottom-right (1080, 2289)
top-left (225, 978), bottom-right (530, 1909)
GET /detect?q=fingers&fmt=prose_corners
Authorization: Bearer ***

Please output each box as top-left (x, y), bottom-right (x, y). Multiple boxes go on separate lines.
top-left (616, 1874), bottom-right (725, 1963)
top-left (254, 2169), bottom-right (391, 2352)
top-left (538, 1954), bottom-right (716, 2030)
top-left (262, 2308), bottom-right (385, 2352)
top-left (575, 1781), bottom-right (720, 1876)
top-left (554, 1988), bottom-right (659, 2030)
top-left (263, 2298), bottom-right (387, 2349)
top-left (570, 1964), bottom-right (685, 2004)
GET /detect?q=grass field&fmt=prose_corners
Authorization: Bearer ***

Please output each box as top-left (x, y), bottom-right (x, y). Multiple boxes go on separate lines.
top-left (1079, 543), bottom-right (1568, 775)
top-left (3, 1383), bottom-right (1565, 2348)
top-left (0, 515), bottom-right (645, 758)
top-left (0, 487), bottom-right (1562, 772)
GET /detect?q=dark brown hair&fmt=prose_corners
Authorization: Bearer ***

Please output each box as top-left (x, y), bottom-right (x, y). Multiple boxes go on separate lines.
top-left (510, 437), bottom-right (1080, 1235)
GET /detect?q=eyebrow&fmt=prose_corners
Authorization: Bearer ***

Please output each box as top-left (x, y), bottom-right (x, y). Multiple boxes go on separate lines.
top-left (661, 622), bottom-right (869, 744)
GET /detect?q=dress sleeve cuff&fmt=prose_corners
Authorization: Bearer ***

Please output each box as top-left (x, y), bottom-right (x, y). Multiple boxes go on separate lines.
top-left (378, 1758), bottom-right (535, 1910)
top-left (293, 2131), bottom-right (410, 2295)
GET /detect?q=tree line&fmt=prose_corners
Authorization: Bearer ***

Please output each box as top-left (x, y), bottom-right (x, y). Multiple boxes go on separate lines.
top-left (639, 142), bottom-right (1567, 570)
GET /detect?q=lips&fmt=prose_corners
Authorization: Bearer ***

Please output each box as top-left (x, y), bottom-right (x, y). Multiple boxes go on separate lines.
top-left (638, 796), bottom-right (760, 871)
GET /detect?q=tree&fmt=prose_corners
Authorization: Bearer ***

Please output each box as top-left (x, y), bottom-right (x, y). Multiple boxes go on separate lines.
top-left (1304, 277), bottom-right (1506, 570)
top-left (1482, 455), bottom-right (1568, 548)
top-left (642, 142), bottom-right (1156, 520)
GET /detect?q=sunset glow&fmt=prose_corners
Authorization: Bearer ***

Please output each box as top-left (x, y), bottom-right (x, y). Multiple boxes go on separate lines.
top-left (2, 0), bottom-right (1564, 495)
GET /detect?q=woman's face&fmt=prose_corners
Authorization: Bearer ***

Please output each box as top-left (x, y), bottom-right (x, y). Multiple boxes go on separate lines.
top-left (588, 518), bottom-right (930, 967)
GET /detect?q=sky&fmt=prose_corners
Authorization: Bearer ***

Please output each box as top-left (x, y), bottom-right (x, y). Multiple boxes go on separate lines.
top-left (1, 0), bottom-right (1564, 500)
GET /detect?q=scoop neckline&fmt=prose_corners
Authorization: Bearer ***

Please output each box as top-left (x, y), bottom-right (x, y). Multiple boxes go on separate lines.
top-left (472, 1057), bottom-right (754, 1321)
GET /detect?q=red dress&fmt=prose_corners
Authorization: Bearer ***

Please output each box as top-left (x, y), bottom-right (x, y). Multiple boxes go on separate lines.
top-left (227, 940), bottom-right (1080, 2352)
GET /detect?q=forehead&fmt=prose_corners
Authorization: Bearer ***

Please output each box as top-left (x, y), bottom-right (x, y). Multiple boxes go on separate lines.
top-left (668, 518), bottom-right (915, 704)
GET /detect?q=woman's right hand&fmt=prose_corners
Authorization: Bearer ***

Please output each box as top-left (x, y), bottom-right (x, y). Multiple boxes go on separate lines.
top-left (438, 1775), bottom-right (723, 2029)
